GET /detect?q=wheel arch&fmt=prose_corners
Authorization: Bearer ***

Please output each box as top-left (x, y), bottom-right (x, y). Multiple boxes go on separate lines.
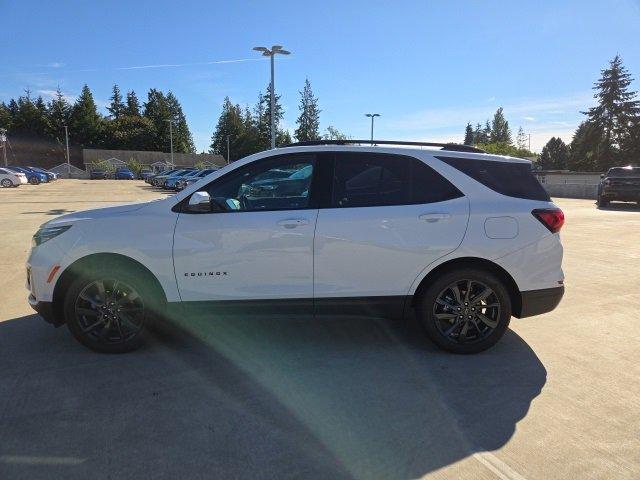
top-left (410, 257), bottom-right (523, 317)
top-left (52, 253), bottom-right (168, 325)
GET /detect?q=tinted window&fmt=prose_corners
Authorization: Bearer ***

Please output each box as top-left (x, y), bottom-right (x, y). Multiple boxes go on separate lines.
top-left (331, 153), bottom-right (462, 208)
top-left (607, 167), bottom-right (640, 177)
top-left (436, 156), bottom-right (550, 201)
top-left (203, 154), bottom-right (315, 212)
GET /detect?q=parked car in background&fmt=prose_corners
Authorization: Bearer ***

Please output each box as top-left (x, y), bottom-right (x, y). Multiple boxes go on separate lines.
top-left (0, 167), bottom-right (27, 187)
top-left (138, 168), bottom-right (153, 180)
top-left (153, 168), bottom-right (196, 188)
top-left (6, 166), bottom-right (48, 184)
top-left (597, 166), bottom-right (640, 207)
top-left (29, 166), bottom-right (57, 181)
top-left (27, 140), bottom-right (564, 354)
top-left (163, 169), bottom-right (206, 190)
top-left (175, 168), bottom-right (219, 190)
top-left (114, 167), bottom-right (135, 180)
top-left (146, 168), bottom-right (181, 186)
top-left (90, 169), bottom-right (107, 180)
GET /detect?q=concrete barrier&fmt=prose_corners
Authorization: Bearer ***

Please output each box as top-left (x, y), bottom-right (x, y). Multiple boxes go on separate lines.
top-left (543, 183), bottom-right (598, 199)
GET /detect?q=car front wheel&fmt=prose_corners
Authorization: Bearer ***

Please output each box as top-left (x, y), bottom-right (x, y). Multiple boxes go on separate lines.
top-left (64, 271), bottom-right (151, 353)
top-left (417, 268), bottom-right (511, 354)
top-left (1, 178), bottom-right (13, 187)
top-left (597, 195), bottom-right (609, 207)
top-left (29, 177), bottom-right (40, 185)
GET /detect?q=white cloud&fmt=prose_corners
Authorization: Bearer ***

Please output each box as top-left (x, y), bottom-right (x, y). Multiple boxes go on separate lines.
top-left (486, 96), bottom-right (496, 102)
top-left (47, 62), bottom-right (65, 68)
top-left (37, 89), bottom-right (76, 103)
top-left (522, 116), bottom-right (536, 121)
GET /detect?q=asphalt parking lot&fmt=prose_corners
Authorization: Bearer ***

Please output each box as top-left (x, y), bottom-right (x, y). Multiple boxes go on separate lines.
top-left (0, 179), bottom-right (639, 480)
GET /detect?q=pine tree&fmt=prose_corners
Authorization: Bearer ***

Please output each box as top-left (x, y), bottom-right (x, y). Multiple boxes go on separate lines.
top-left (210, 97), bottom-right (246, 161)
top-left (463, 122), bottom-right (474, 145)
top-left (11, 89), bottom-right (50, 138)
top-left (143, 89), bottom-right (172, 151)
top-left (69, 85), bottom-right (102, 147)
top-left (483, 121), bottom-right (492, 143)
top-left (516, 127), bottom-right (528, 150)
top-left (107, 85), bottom-right (125, 119)
top-left (46, 87), bottom-right (71, 140)
top-left (568, 121), bottom-right (605, 171)
top-left (323, 126), bottom-right (349, 140)
top-left (0, 102), bottom-right (11, 130)
top-left (583, 55), bottom-right (640, 170)
top-left (255, 84), bottom-right (286, 149)
top-left (125, 90), bottom-right (141, 117)
top-left (166, 91), bottom-right (195, 153)
top-left (538, 137), bottom-right (569, 170)
top-left (294, 78), bottom-right (321, 142)
top-left (490, 107), bottom-right (512, 144)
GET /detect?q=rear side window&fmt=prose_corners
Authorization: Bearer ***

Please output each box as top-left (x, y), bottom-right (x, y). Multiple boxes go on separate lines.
top-left (436, 156), bottom-right (550, 201)
top-left (331, 152), bottom-right (462, 208)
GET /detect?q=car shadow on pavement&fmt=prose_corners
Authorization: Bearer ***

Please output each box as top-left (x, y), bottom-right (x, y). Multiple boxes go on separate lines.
top-left (0, 313), bottom-right (546, 480)
top-left (597, 202), bottom-right (640, 211)
top-left (21, 209), bottom-right (76, 215)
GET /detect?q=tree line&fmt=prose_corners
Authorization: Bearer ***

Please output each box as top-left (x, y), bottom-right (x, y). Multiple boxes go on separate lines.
top-left (463, 108), bottom-right (534, 158)
top-left (462, 55), bottom-right (640, 172)
top-left (209, 78), bottom-right (347, 162)
top-left (0, 84), bottom-right (195, 154)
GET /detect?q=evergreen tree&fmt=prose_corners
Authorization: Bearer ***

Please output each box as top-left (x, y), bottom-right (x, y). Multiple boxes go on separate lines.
top-left (490, 107), bottom-right (511, 144)
top-left (107, 84), bottom-right (125, 119)
top-left (10, 90), bottom-right (50, 138)
top-left (46, 87), bottom-right (71, 140)
top-left (538, 137), bottom-right (569, 170)
top-left (294, 78), bottom-right (321, 142)
top-left (0, 102), bottom-right (11, 130)
top-left (323, 126), bottom-right (349, 140)
top-left (255, 84), bottom-right (287, 148)
top-left (143, 89), bottom-right (172, 151)
top-left (583, 55), bottom-right (640, 170)
top-left (568, 121), bottom-right (605, 171)
top-left (516, 127), bottom-right (528, 150)
top-left (483, 121), bottom-right (492, 143)
top-left (105, 115), bottom-right (155, 150)
top-left (69, 85), bottom-right (102, 147)
top-left (125, 90), bottom-right (141, 116)
top-left (463, 122), bottom-right (474, 145)
top-left (209, 97), bottom-right (245, 161)
top-left (166, 91), bottom-right (195, 153)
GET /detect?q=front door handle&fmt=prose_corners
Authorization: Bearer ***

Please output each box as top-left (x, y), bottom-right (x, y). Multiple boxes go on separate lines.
top-left (419, 213), bottom-right (451, 223)
top-left (277, 218), bottom-right (310, 229)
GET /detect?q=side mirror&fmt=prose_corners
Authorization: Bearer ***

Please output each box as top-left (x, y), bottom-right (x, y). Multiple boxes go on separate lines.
top-left (600, 174), bottom-right (605, 179)
top-left (187, 191), bottom-right (212, 212)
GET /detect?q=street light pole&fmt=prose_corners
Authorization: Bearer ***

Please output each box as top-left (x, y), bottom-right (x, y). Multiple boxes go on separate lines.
top-left (0, 128), bottom-right (7, 167)
top-left (253, 45), bottom-right (291, 150)
top-left (226, 135), bottom-right (230, 164)
top-left (63, 125), bottom-right (70, 175)
top-left (365, 113), bottom-right (380, 144)
top-left (165, 120), bottom-right (174, 166)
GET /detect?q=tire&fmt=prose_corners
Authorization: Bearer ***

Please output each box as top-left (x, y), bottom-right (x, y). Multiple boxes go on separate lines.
top-left (63, 267), bottom-right (155, 353)
top-left (416, 268), bottom-right (512, 354)
top-left (29, 176), bottom-right (40, 185)
top-left (1, 178), bottom-right (13, 188)
top-left (598, 195), bottom-right (609, 207)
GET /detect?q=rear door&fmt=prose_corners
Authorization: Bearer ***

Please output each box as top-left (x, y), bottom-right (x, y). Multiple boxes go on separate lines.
top-left (313, 152), bottom-right (469, 313)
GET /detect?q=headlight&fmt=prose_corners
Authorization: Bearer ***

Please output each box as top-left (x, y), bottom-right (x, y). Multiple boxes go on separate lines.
top-left (32, 225), bottom-right (72, 247)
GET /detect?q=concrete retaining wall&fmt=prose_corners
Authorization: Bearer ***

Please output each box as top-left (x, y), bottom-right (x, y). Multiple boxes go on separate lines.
top-left (543, 183), bottom-right (598, 199)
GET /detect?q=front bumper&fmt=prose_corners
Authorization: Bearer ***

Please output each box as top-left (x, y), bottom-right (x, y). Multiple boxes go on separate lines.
top-left (518, 286), bottom-right (564, 318)
top-left (28, 294), bottom-right (63, 326)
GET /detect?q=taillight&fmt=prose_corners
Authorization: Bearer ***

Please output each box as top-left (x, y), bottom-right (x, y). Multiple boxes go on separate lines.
top-left (532, 208), bottom-right (564, 233)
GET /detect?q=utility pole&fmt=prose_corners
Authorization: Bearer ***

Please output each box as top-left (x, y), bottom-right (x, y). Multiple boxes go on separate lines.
top-left (0, 128), bottom-right (7, 167)
top-left (165, 119), bottom-right (174, 166)
top-left (365, 113), bottom-right (381, 144)
top-left (63, 125), bottom-right (70, 175)
top-left (226, 135), bottom-right (230, 164)
top-left (253, 45), bottom-right (291, 149)
top-left (528, 133), bottom-right (532, 152)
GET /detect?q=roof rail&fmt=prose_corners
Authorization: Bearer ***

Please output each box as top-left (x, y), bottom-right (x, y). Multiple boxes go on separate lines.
top-left (284, 139), bottom-right (485, 153)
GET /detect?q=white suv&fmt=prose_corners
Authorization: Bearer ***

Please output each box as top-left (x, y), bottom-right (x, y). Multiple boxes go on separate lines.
top-left (27, 141), bottom-right (565, 354)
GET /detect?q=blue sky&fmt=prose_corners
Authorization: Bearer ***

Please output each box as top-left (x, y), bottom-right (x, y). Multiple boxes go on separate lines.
top-left (1, 0), bottom-right (639, 152)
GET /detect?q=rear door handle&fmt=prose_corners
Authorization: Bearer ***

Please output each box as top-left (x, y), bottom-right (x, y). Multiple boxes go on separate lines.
top-left (277, 218), bottom-right (310, 229)
top-left (419, 213), bottom-right (451, 223)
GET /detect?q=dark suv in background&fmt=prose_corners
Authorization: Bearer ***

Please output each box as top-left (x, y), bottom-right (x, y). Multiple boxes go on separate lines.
top-left (597, 166), bottom-right (640, 207)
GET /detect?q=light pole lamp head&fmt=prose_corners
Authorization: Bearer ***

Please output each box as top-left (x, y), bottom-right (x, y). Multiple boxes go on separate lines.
top-left (365, 113), bottom-right (381, 118)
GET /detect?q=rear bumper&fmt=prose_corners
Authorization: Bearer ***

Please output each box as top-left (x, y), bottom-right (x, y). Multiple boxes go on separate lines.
top-left (28, 294), bottom-right (64, 326)
top-left (517, 286), bottom-right (564, 318)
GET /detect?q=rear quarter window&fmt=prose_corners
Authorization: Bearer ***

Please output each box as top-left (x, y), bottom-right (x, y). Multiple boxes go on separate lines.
top-left (435, 156), bottom-right (550, 201)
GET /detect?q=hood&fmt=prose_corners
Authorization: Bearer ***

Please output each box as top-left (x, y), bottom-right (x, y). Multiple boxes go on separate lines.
top-left (43, 201), bottom-right (153, 227)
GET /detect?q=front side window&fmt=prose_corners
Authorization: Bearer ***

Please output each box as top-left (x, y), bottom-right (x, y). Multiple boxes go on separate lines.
top-left (203, 154), bottom-right (315, 212)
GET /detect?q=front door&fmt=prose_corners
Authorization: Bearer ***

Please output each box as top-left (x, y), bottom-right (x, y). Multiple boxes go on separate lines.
top-left (173, 153), bottom-right (318, 305)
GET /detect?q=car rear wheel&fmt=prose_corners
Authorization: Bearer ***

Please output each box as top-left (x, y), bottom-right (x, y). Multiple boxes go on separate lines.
top-left (1, 178), bottom-right (13, 187)
top-left (416, 268), bottom-right (511, 354)
top-left (597, 195), bottom-right (609, 207)
top-left (29, 176), bottom-right (40, 185)
top-left (64, 270), bottom-right (152, 353)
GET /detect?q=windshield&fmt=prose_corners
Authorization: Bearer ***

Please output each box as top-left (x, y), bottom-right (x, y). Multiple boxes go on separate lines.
top-left (607, 167), bottom-right (640, 177)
